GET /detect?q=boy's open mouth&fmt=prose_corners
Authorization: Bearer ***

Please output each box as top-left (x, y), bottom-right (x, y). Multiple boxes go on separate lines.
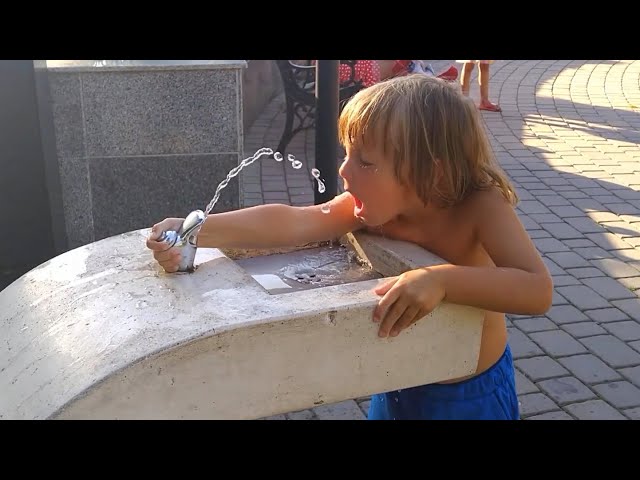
top-left (353, 196), bottom-right (364, 216)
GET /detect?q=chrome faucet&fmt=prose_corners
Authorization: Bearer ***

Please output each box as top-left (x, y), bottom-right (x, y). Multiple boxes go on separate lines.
top-left (157, 209), bottom-right (206, 272)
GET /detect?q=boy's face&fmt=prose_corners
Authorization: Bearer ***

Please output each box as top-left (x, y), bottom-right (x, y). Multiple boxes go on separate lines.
top-left (339, 144), bottom-right (415, 226)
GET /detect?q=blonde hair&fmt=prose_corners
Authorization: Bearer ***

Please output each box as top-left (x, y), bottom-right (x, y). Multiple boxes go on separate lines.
top-left (338, 74), bottom-right (518, 207)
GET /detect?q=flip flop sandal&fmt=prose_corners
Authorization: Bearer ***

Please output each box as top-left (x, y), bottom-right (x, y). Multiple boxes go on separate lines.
top-left (479, 102), bottom-right (502, 112)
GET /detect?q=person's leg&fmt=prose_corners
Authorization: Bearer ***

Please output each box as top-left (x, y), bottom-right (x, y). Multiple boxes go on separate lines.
top-left (478, 62), bottom-right (501, 111)
top-left (378, 60), bottom-right (398, 80)
top-left (460, 62), bottom-right (474, 96)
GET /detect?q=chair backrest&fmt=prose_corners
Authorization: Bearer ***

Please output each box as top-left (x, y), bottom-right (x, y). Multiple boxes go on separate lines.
top-left (275, 60), bottom-right (364, 109)
top-left (275, 60), bottom-right (317, 106)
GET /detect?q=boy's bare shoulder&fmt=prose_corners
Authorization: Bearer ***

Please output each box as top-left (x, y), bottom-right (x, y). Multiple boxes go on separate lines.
top-left (464, 186), bottom-right (515, 219)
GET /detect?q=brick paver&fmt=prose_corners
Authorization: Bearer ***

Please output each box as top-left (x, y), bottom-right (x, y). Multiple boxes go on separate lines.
top-left (246, 60), bottom-right (640, 420)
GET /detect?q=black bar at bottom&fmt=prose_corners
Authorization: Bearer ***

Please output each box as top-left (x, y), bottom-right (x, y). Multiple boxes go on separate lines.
top-left (314, 60), bottom-right (339, 205)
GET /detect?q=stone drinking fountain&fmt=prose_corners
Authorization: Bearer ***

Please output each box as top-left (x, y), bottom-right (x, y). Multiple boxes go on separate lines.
top-left (0, 61), bottom-right (484, 420)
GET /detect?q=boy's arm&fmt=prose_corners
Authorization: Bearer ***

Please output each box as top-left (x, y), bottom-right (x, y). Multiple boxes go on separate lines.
top-left (196, 192), bottom-right (362, 249)
top-left (434, 190), bottom-right (553, 315)
top-left (373, 189), bottom-right (553, 338)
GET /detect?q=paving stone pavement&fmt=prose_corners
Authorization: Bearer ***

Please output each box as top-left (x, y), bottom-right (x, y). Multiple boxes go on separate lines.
top-left (243, 60), bottom-right (640, 420)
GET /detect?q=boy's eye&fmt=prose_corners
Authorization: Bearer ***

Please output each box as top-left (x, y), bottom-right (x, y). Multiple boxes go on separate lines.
top-left (358, 158), bottom-right (374, 168)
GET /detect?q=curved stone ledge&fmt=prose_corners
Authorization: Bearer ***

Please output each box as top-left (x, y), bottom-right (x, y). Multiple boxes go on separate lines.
top-left (0, 230), bottom-right (483, 419)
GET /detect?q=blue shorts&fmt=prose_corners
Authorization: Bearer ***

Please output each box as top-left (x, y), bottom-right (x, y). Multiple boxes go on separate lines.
top-left (368, 344), bottom-right (519, 420)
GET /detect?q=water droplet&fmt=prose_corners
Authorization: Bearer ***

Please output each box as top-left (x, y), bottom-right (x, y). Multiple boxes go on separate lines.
top-left (318, 181), bottom-right (326, 193)
top-left (136, 300), bottom-right (149, 309)
top-left (311, 168), bottom-right (321, 178)
top-left (274, 152), bottom-right (283, 162)
top-left (291, 160), bottom-right (303, 169)
top-left (287, 154), bottom-right (295, 163)
top-left (321, 204), bottom-right (331, 214)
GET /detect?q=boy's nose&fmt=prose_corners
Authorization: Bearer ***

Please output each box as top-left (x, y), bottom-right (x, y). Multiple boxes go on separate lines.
top-left (338, 158), bottom-right (350, 181)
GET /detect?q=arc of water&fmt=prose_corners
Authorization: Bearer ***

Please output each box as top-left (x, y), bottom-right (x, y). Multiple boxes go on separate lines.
top-left (203, 148), bottom-right (331, 217)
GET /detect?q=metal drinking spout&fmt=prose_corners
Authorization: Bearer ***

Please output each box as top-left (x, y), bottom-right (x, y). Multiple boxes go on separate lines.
top-left (157, 209), bottom-right (206, 272)
top-left (179, 210), bottom-right (207, 243)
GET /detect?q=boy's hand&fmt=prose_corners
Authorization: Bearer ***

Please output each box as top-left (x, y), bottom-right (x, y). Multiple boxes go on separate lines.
top-left (372, 268), bottom-right (445, 338)
top-left (146, 218), bottom-right (185, 273)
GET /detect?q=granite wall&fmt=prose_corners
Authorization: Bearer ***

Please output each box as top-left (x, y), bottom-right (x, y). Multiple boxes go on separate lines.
top-left (42, 60), bottom-right (247, 249)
